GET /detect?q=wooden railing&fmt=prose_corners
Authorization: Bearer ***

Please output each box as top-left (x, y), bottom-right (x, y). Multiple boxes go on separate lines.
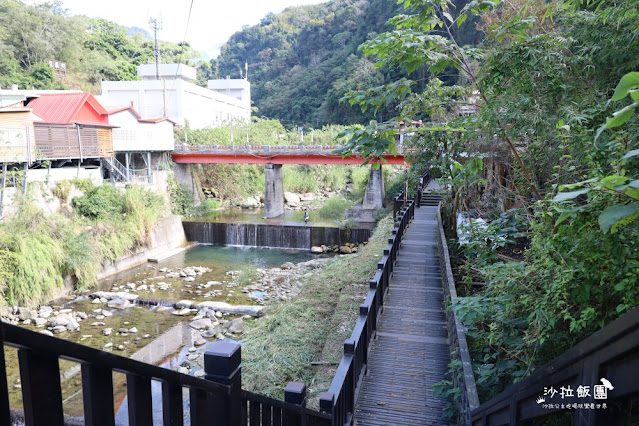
top-left (318, 188), bottom-right (417, 425)
top-left (470, 305), bottom-right (639, 425)
top-left (436, 207), bottom-right (480, 425)
top-left (0, 322), bottom-right (330, 426)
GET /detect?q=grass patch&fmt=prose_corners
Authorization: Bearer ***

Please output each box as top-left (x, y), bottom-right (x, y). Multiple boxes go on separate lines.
top-left (319, 196), bottom-right (353, 218)
top-left (240, 215), bottom-right (393, 403)
top-left (0, 184), bottom-right (166, 306)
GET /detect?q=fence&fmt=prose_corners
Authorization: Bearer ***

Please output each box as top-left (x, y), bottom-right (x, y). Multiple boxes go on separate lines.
top-left (470, 305), bottom-right (639, 425)
top-left (0, 323), bottom-right (329, 426)
top-left (436, 207), bottom-right (480, 425)
top-left (318, 192), bottom-right (417, 425)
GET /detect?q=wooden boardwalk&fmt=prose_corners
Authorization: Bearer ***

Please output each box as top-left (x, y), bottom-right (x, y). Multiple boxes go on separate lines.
top-left (353, 203), bottom-right (451, 426)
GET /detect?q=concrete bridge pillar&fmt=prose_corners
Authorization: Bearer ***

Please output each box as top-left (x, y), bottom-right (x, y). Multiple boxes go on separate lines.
top-left (362, 166), bottom-right (385, 209)
top-left (264, 164), bottom-right (284, 218)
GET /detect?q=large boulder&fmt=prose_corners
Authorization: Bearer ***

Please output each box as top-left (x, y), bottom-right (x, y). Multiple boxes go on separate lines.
top-left (311, 246), bottom-right (324, 254)
top-left (284, 192), bottom-right (301, 206)
top-left (190, 318), bottom-right (213, 330)
top-left (339, 246), bottom-right (353, 254)
top-left (107, 298), bottom-right (132, 310)
top-left (226, 318), bottom-right (244, 334)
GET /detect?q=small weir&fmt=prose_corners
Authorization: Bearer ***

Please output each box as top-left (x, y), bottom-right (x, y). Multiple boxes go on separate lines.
top-left (183, 221), bottom-right (371, 249)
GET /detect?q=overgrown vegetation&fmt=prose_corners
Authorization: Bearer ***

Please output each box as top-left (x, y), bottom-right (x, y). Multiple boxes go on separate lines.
top-left (241, 215), bottom-right (393, 402)
top-left (0, 182), bottom-right (166, 307)
top-left (0, 0), bottom-right (200, 92)
top-left (337, 0), bottom-right (639, 410)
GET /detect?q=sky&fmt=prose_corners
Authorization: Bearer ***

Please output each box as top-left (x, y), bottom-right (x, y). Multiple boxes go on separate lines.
top-left (28, 0), bottom-right (328, 59)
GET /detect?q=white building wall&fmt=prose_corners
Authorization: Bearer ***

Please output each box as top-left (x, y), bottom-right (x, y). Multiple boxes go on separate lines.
top-left (109, 110), bottom-right (174, 152)
top-left (101, 76), bottom-right (251, 130)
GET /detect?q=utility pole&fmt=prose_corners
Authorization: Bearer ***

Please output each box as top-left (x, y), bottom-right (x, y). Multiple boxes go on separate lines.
top-left (149, 17), bottom-right (162, 80)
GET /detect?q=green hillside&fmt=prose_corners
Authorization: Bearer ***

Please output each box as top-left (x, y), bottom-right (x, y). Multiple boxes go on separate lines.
top-left (0, 0), bottom-right (199, 92)
top-left (207, 0), bottom-right (480, 127)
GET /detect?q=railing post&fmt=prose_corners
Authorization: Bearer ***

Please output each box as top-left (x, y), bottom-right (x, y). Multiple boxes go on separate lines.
top-left (204, 341), bottom-right (242, 426)
top-left (284, 382), bottom-right (306, 426)
top-left (319, 392), bottom-right (335, 424)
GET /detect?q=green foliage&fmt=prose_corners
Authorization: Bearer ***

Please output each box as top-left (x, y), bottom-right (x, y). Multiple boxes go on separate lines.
top-left (212, 0), bottom-right (429, 125)
top-left (69, 178), bottom-right (95, 193)
top-left (283, 167), bottom-right (318, 193)
top-left (0, 184), bottom-right (165, 306)
top-left (319, 196), bottom-right (353, 218)
top-left (73, 184), bottom-right (125, 219)
top-left (167, 174), bottom-right (195, 217)
top-left (0, 0), bottom-right (200, 91)
top-left (52, 180), bottom-right (72, 203)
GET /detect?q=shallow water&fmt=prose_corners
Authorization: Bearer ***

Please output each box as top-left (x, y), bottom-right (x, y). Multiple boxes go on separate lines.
top-left (6, 244), bottom-right (330, 418)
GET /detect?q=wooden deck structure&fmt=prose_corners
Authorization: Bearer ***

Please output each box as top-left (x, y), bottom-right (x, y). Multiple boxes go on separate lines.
top-left (352, 202), bottom-right (451, 425)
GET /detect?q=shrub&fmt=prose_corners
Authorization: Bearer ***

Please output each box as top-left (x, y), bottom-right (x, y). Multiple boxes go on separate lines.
top-left (320, 196), bottom-right (353, 218)
top-left (51, 180), bottom-right (72, 203)
top-left (73, 184), bottom-right (125, 219)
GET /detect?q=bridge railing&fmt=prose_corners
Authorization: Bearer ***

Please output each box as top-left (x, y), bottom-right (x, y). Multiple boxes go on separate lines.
top-left (436, 206), bottom-right (480, 425)
top-left (0, 321), bottom-right (331, 426)
top-left (319, 187), bottom-right (417, 425)
top-left (174, 144), bottom-right (342, 155)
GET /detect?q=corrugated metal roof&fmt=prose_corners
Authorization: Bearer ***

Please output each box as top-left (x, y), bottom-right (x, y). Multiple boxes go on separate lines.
top-left (26, 93), bottom-right (108, 125)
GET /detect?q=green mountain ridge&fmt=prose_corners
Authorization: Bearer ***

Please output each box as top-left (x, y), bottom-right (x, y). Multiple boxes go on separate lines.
top-left (205, 0), bottom-right (405, 127)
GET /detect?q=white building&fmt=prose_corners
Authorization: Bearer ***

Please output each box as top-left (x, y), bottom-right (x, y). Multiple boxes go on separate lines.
top-left (100, 64), bottom-right (251, 129)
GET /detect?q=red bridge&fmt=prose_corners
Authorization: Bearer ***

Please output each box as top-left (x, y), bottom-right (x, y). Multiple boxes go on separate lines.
top-left (171, 144), bottom-right (408, 165)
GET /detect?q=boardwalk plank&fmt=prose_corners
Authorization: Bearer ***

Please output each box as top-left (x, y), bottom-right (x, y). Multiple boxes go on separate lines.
top-left (353, 206), bottom-right (451, 426)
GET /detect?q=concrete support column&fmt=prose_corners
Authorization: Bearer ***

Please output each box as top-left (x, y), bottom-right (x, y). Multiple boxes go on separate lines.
top-left (264, 163), bottom-right (284, 218)
top-left (362, 166), bottom-right (385, 209)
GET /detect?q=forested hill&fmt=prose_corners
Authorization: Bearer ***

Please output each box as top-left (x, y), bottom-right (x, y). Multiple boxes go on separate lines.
top-left (0, 0), bottom-right (199, 93)
top-left (206, 0), bottom-right (404, 127)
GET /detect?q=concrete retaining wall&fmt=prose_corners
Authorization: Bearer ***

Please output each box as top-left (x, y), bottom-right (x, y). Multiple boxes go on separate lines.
top-left (97, 214), bottom-right (187, 280)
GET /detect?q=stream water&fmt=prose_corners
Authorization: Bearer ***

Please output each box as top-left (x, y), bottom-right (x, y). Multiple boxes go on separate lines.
top-left (6, 244), bottom-right (332, 422)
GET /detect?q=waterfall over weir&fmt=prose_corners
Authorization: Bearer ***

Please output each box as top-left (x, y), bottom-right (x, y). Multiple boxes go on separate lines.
top-left (182, 221), bottom-right (371, 250)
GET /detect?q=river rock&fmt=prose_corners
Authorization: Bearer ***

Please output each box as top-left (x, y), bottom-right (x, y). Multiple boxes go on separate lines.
top-left (92, 291), bottom-right (138, 302)
top-left (196, 301), bottom-right (265, 317)
top-left (66, 317), bottom-right (80, 331)
top-left (284, 192), bottom-right (301, 206)
top-left (52, 325), bottom-right (67, 334)
top-left (104, 343), bottom-right (113, 349)
top-left (281, 262), bottom-right (294, 270)
top-left (17, 307), bottom-right (37, 321)
top-left (172, 308), bottom-right (192, 316)
top-left (117, 345), bottom-right (125, 351)
top-left (102, 310), bottom-right (113, 317)
top-left (226, 318), bottom-right (244, 334)
top-left (176, 300), bottom-right (195, 309)
top-left (178, 367), bottom-right (189, 375)
top-left (102, 328), bottom-right (113, 336)
top-left (40, 330), bottom-right (54, 337)
top-left (51, 316), bottom-right (70, 327)
top-left (129, 327), bottom-right (138, 333)
top-left (194, 370), bottom-right (206, 378)
top-left (0, 305), bottom-right (12, 318)
top-left (190, 318), bottom-right (212, 330)
top-left (339, 246), bottom-right (352, 254)
top-left (241, 197), bottom-right (260, 208)
top-left (34, 317), bottom-right (47, 327)
top-left (107, 298), bottom-right (132, 310)
top-left (194, 337), bottom-right (206, 346)
top-left (37, 306), bottom-right (52, 317)
top-left (311, 246), bottom-right (324, 254)
top-left (184, 276), bottom-right (196, 282)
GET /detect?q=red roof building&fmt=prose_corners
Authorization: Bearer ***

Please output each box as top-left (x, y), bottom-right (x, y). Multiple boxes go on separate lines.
top-left (27, 93), bottom-right (109, 126)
